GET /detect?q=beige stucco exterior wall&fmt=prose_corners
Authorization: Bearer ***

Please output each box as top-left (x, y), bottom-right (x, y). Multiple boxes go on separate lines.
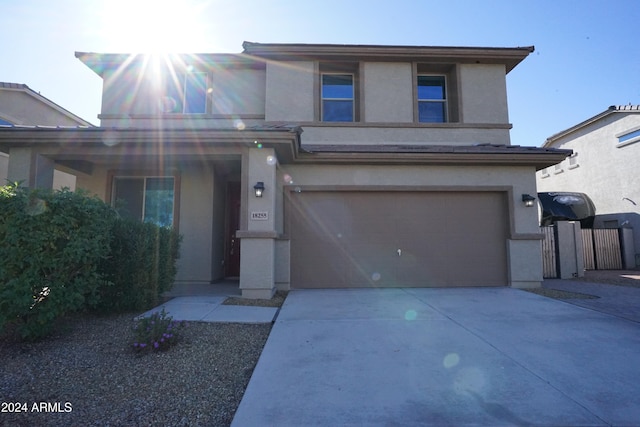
top-left (0, 153), bottom-right (8, 183)
top-left (537, 113), bottom-right (640, 261)
top-left (265, 61), bottom-right (315, 122)
top-left (100, 64), bottom-right (266, 128)
top-left (174, 164), bottom-right (216, 283)
top-left (363, 62), bottom-right (413, 123)
top-left (300, 125), bottom-right (511, 146)
top-left (239, 148), bottom-right (278, 297)
top-left (73, 161), bottom-right (225, 284)
top-left (458, 64), bottom-right (509, 126)
top-left (0, 90), bottom-right (84, 126)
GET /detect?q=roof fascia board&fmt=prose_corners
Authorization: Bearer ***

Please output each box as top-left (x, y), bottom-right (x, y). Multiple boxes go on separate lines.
top-left (294, 151), bottom-right (569, 170)
top-left (242, 42), bottom-right (534, 72)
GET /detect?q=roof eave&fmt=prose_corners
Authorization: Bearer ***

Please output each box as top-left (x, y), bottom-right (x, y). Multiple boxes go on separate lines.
top-left (242, 42), bottom-right (534, 73)
top-left (544, 105), bottom-right (640, 147)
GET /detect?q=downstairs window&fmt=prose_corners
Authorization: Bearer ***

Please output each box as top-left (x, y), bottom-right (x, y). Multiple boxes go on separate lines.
top-left (112, 176), bottom-right (175, 227)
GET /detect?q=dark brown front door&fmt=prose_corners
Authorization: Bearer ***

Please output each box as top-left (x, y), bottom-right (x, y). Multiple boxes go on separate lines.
top-left (224, 182), bottom-right (241, 277)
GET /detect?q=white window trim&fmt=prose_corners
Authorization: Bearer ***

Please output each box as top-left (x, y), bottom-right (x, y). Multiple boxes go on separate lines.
top-left (616, 125), bottom-right (640, 148)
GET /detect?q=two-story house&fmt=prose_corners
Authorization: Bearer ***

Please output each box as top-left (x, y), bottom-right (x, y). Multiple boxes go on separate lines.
top-left (0, 42), bottom-right (569, 298)
top-left (0, 82), bottom-right (93, 188)
top-left (537, 105), bottom-right (640, 266)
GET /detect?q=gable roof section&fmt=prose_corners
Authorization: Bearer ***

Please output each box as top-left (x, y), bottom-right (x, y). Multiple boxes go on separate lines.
top-left (242, 41), bottom-right (534, 73)
top-left (0, 82), bottom-right (94, 127)
top-left (544, 105), bottom-right (640, 147)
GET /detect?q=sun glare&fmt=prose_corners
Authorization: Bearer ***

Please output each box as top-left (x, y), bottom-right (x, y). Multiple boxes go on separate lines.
top-left (101, 0), bottom-right (208, 53)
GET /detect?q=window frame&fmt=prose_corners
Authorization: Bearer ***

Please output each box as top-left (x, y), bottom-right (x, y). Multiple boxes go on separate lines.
top-left (321, 72), bottom-right (355, 122)
top-left (108, 171), bottom-right (181, 230)
top-left (163, 71), bottom-right (209, 115)
top-left (416, 74), bottom-right (448, 123)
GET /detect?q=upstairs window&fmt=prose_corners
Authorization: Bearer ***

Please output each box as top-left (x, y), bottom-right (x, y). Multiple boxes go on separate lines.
top-left (112, 176), bottom-right (175, 227)
top-left (322, 74), bottom-right (354, 122)
top-left (417, 75), bottom-right (447, 123)
top-left (617, 128), bottom-right (640, 147)
top-left (162, 72), bottom-right (207, 114)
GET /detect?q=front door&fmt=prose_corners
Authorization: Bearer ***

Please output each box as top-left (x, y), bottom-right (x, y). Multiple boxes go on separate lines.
top-left (224, 182), bottom-right (241, 277)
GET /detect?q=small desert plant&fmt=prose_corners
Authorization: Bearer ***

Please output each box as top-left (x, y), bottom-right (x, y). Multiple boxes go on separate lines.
top-left (132, 309), bottom-right (186, 352)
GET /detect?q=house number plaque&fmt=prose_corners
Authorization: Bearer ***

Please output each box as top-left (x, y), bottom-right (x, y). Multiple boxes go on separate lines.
top-left (250, 211), bottom-right (269, 221)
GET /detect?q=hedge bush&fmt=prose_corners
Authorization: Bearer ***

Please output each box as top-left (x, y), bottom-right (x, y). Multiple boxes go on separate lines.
top-left (0, 184), bottom-right (116, 339)
top-left (0, 183), bottom-right (182, 340)
top-left (97, 219), bottom-right (181, 312)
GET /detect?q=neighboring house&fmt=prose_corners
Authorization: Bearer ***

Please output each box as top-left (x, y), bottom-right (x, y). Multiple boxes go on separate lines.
top-left (0, 82), bottom-right (94, 188)
top-left (537, 105), bottom-right (640, 266)
top-left (0, 42), bottom-right (569, 298)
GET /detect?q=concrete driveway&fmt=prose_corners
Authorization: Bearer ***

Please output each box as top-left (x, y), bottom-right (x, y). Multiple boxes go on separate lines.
top-left (232, 287), bottom-right (640, 426)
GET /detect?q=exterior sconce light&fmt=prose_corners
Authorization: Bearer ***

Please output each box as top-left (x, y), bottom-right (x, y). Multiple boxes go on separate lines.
top-left (254, 181), bottom-right (265, 198)
top-left (522, 194), bottom-right (536, 207)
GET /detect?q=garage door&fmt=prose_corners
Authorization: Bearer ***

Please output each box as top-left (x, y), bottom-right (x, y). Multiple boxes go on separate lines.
top-left (288, 191), bottom-right (508, 288)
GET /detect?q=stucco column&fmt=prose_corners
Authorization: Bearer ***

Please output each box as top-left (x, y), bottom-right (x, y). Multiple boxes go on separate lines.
top-left (7, 147), bottom-right (54, 189)
top-left (238, 147), bottom-right (278, 299)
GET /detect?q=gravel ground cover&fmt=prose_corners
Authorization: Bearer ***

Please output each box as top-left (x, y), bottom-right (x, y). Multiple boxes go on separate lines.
top-left (524, 287), bottom-right (599, 299)
top-left (0, 312), bottom-right (272, 426)
top-left (574, 269), bottom-right (640, 288)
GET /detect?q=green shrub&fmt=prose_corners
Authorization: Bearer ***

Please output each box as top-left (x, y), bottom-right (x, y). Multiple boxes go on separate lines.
top-left (132, 308), bottom-right (186, 352)
top-left (97, 219), bottom-right (181, 312)
top-left (0, 184), bottom-right (117, 340)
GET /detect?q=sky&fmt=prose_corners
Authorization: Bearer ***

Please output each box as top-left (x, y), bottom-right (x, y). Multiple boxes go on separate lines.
top-left (1, 0), bottom-right (638, 146)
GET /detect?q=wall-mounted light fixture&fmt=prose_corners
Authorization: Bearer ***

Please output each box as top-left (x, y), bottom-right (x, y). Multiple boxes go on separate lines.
top-left (254, 181), bottom-right (265, 198)
top-left (522, 194), bottom-right (536, 207)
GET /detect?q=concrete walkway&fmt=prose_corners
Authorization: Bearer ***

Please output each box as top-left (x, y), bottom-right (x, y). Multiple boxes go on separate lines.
top-left (232, 287), bottom-right (640, 426)
top-left (138, 282), bottom-right (279, 323)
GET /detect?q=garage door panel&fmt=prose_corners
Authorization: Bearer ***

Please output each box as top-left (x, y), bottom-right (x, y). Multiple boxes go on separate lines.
top-left (346, 243), bottom-right (397, 286)
top-left (290, 242), bottom-right (348, 287)
top-left (395, 239), bottom-right (449, 286)
top-left (289, 191), bottom-right (508, 288)
top-left (288, 193), bottom-right (348, 243)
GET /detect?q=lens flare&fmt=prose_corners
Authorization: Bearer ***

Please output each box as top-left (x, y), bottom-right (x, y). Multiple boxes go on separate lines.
top-left (443, 353), bottom-right (460, 368)
top-left (404, 309), bottom-right (417, 321)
